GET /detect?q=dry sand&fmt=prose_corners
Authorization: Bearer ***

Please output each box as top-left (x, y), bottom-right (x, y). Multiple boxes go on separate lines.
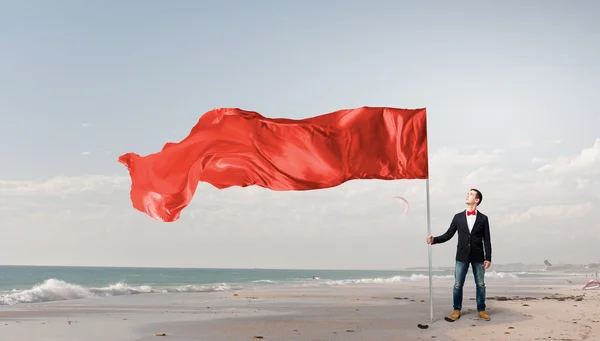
top-left (0, 277), bottom-right (598, 340)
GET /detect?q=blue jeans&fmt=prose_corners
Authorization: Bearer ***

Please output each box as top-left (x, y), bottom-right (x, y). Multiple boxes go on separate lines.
top-left (453, 260), bottom-right (486, 312)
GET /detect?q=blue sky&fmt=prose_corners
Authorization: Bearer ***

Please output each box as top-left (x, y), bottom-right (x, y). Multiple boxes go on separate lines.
top-left (1, 1), bottom-right (599, 269)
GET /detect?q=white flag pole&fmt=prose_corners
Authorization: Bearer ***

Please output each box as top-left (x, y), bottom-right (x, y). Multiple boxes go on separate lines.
top-left (426, 178), bottom-right (433, 323)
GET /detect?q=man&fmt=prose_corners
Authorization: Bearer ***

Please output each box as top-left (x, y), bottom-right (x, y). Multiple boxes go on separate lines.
top-left (426, 189), bottom-right (492, 321)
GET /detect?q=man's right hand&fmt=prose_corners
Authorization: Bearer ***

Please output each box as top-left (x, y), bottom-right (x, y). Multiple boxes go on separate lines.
top-left (426, 236), bottom-right (434, 244)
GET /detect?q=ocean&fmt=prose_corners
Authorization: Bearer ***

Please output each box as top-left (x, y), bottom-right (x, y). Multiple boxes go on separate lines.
top-left (0, 265), bottom-right (575, 306)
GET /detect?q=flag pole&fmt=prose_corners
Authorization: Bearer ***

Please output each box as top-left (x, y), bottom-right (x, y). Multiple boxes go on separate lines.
top-left (426, 178), bottom-right (433, 323)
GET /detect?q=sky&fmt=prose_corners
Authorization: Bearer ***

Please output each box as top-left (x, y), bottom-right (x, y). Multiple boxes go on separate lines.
top-left (1, 0), bottom-right (599, 270)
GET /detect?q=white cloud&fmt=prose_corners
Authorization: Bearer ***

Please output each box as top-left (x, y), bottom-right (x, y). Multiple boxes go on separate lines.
top-left (576, 178), bottom-right (589, 189)
top-left (427, 147), bottom-right (505, 197)
top-left (531, 157), bottom-right (546, 164)
top-left (81, 151), bottom-right (90, 155)
top-left (0, 175), bottom-right (129, 196)
top-left (537, 138), bottom-right (600, 174)
top-left (506, 202), bottom-right (593, 225)
top-left (81, 123), bottom-right (91, 127)
top-left (515, 140), bottom-right (532, 148)
top-left (431, 147), bottom-right (504, 168)
top-left (1, 139), bottom-right (599, 268)
top-left (462, 167), bottom-right (504, 184)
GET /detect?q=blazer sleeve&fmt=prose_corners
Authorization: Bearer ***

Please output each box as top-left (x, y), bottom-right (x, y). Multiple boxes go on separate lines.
top-left (483, 216), bottom-right (492, 262)
top-left (433, 216), bottom-right (457, 244)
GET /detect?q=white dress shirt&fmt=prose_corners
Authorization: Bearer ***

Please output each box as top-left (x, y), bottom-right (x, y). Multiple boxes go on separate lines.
top-left (466, 209), bottom-right (477, 233)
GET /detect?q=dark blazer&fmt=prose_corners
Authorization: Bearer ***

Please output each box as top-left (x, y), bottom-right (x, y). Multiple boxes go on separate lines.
top-left (433, 210), bottom-right (492, 263)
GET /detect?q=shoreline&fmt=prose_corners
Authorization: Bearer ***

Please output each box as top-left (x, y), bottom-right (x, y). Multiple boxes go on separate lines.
top-left (1, 277), bottom-right (598, 340)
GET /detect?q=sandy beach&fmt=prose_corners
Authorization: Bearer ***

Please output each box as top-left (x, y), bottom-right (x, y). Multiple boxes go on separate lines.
top-left (1, 277), bottom-right (598, 341)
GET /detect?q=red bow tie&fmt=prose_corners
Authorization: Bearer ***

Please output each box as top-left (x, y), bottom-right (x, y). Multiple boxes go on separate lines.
top-left (467, 210), bottom-right (476, 216)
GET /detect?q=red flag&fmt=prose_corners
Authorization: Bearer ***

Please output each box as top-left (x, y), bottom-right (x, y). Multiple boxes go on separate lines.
top-left (119, 107), bottom-right (428, 222)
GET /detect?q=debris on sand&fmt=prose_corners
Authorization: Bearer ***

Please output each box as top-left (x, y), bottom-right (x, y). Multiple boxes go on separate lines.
top-left (417, 324), bottom-right (429, 329)
top-left (488, 296), bottom-right (538, 301)
top-left (542, 295), bottom-right (584, 301)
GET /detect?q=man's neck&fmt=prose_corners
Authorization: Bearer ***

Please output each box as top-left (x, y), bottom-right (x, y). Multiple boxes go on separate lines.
top-left (466, 205), bottom-right (477, 212)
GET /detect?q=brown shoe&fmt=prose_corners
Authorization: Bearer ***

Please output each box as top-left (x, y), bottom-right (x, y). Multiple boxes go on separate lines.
top-left (449, 310), bottom-right (461, 320)
top-left (478, 311), bottom-right (490, 321)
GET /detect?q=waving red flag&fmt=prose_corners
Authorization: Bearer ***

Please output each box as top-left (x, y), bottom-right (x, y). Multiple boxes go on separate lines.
top-left (119, 107), bottom-right (428, 222)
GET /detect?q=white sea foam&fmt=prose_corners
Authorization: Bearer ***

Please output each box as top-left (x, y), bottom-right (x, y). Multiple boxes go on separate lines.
top-left (314, 271), bottom-right (519, 286)
top-left (321, 274), bottom-right (454, 285)
top-left (486, 271), bottom-right (519, 279)
top-left (0, 271), bottom-right (524, 305)
top-left (252, 280), bottom-right (279, 284)
top-left (0, 278), bottom-right (232, 305)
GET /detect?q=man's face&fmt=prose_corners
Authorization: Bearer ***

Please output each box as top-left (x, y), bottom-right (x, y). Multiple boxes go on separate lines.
top-left (465, 190), bottom-right (479, 206)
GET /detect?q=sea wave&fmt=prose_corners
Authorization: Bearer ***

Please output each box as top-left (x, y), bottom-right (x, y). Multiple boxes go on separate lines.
top-left (315, 271), bottom-right (519, 286)
top-left (0, 278), bottom-right (232, 305)
top-left (321, 274), bottom-right (454, 285)
top-left (0, 271), bottom-right (522, 305)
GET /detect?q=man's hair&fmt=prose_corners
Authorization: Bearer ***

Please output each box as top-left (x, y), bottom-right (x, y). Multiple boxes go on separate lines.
top-left (471, 188), bottom-right (483, 206)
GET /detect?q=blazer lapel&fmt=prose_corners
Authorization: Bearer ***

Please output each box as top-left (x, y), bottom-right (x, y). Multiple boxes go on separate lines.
top-left (460, 211), bottom-right (469, 234)
top-left (471, 213), bottom-right (482, 234)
